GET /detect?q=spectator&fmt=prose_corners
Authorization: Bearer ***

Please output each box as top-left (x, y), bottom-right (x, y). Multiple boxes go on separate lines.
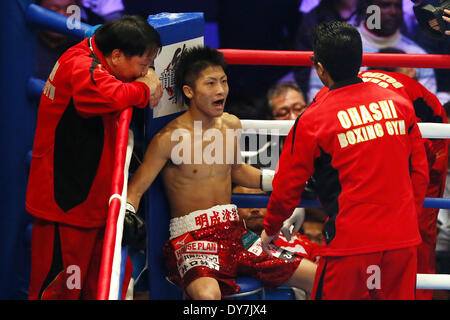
top-left (26, 16), bottom-right (163, 300)
top-left (80, 0), bottom-right (125, 25)
top-left (306, 0), bottom-right (438, 104)
top-left (34, 0), bottom-right (79, 81)
top-left (357, 0), bottom-right (437, 89)
top-left (217, 0), bottom-right (302, 110)
top-left (301, 208), bottom-right (327, 246)
top-left (267, 82), bottom-right (308, 121)
top-left (404, 1), bottom-right (450, 106)
top-left (294, 0), bottom-right (358, 100)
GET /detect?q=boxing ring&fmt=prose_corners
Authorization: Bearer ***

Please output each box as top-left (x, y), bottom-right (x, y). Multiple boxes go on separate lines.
top-left (2, 0), bottom-right (450, 299)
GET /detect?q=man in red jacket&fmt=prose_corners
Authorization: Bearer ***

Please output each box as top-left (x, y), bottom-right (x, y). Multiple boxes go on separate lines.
top-left (359, 68), bottom-right (448, 299)
top-left (26, 16), bottom-right (163, 299)
top-left (312, 66), bottom-right (448, 299)
top-left (261, 21), bottom-right (429, 300)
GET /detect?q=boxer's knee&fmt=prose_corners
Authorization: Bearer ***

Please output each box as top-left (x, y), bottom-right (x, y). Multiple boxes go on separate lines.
top-left (283, 258), bottom-right (317, 296)
top-left (186, 276), bottom-right (221, 300)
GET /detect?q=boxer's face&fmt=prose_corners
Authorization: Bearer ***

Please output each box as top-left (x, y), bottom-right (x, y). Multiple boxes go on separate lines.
top-left (184, 65), bottom-right (229, 118)
top-left (109, 48), bottom-right (157, 83)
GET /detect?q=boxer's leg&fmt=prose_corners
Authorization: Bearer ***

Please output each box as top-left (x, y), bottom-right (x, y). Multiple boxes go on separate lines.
top-left (186, 276), bottom-right (221, 300)
top-left (282, 258), bottom-right (317, 297)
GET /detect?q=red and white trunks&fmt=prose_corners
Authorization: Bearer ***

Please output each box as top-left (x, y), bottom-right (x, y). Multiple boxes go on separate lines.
top-left (164, 204), bottom-right (302, 297)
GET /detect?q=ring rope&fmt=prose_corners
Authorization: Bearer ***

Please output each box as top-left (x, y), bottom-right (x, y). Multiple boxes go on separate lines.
top-left (232, 194), bottom-right (450, 210)
top-left (241, 120), bottom-right (450, 139)
top-left (219, 49), bottom-right (450, 69)
top-left (417, 274), bottom-right (450, 290)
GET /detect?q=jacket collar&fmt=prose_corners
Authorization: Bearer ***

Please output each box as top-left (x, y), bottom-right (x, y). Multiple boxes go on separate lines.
top-left (329, 77), bottom-right (363, 91)
top-left (87, 35), bottom-right (113, 74)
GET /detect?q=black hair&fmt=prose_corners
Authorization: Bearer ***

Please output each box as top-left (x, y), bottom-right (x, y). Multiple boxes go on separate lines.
top-left (94, 15), bottom-right (161, 57)
top-left (174, 46), bottom-right (227, 106)
top-left (367, 47), bottom-right (406, 72)
top-left (311, 21), bottom-right (362, 82)
top-left (266, 82), bottom-right (304, 110)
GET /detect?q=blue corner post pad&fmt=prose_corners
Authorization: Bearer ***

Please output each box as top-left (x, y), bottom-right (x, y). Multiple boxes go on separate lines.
top-left (84, 24), bottom-right (102, 38)
top-left (147, 12), bottom-right (204, 46)
top-left (26, 4), bottom-right (92, 39)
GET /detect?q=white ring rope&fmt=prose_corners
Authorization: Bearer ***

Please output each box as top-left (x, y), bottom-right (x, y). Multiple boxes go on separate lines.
top-left (241, 120), bottom-right (450, 139)
top-left (417, 274), bottom-right (450, 290)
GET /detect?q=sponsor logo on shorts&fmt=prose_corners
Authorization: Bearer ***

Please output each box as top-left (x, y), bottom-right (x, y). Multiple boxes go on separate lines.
top-left (175, 241), bottom-right (218, 260)
top-left (247, 238), bottom-right (263, 256)
top-left (177, 254), bottom-right (220, 277)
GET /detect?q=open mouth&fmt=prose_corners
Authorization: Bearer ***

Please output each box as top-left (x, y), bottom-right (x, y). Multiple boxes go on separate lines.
top-left (213, 99), bottom-right (225, 107)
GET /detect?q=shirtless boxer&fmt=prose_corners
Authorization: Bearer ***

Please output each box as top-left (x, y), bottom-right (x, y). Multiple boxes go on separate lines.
top-left (126, 46), bottom-right (317, 300)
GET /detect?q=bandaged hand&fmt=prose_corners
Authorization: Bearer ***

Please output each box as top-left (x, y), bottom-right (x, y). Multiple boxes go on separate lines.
top-left (260, 169), bottom-right (275, 192)
top-left (280, 207), bottom-right (305, 241)
top-left (122, 202), bottom-right (146, 248)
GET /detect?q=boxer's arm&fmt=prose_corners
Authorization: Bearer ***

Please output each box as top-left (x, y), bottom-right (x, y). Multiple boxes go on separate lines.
top-left (127, 130), bottom-right (171, 210)
top-left (231, 163), bottom-right (261, 189)
top-left (227, 113), bottom-right (263, 188)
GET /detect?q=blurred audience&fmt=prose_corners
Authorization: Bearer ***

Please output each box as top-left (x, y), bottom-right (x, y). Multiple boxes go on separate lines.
top-left (80, 0), bottom-right (124, 25)
top-left (34, 0), bottom-right (79, 81)
top-left (217, 0), bottom-right (302, 110)
top-left (304, 0), bottom-right (439, 104)
top-left (294, 0), bottom-right (358, 100)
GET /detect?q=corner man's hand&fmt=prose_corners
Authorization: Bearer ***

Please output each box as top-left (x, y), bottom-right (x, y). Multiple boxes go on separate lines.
top-left (135, 68), bottom-right (163, 108)
top-left (260, 230), bottom-right (277, 257)
top-left (280, 207), bottom-right (305, 242)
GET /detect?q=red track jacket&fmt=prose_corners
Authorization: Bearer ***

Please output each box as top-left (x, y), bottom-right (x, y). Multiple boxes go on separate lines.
top-left (26, 37), bottom-right (150, 227)
top-left (264, 78), bottom-right (429, 256)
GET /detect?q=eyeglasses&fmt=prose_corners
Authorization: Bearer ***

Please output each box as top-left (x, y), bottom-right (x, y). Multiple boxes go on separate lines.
top-left (273, 103), bottom-right (307, 119)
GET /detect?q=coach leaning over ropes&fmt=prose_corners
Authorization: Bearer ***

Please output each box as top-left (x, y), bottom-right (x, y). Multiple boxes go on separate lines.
top-left (25, 15), bottom-right (163, 300)
top-left (261, 21), bottom-right (429, 300)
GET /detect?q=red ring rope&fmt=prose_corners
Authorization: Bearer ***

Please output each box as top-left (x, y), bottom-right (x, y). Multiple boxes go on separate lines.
top-left (218, 49), bottom-right (450, 69)
top-left (97, 107), bottom-right (133, 300)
